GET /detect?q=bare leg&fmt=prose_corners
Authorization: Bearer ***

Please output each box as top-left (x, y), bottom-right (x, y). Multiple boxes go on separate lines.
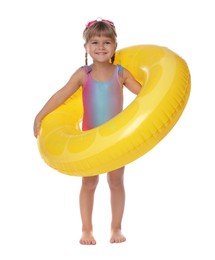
top-left (79, 175), bottom-right (99, 245)
top-left (107, 167), bottom-right (126, 243)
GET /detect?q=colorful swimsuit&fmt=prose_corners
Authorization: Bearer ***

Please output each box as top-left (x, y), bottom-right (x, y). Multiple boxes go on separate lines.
top-left (82, 64), bottom-right (124, 131)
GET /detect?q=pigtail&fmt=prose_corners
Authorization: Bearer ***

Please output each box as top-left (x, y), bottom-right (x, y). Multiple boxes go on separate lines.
top-left (85, 52), bottom-right (88, 65)
top-left (111, 53), bottom-right (115, 64)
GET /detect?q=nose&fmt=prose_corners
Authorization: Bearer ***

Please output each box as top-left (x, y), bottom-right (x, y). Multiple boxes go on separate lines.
top-left (98, 42), bottom-right (104, 49)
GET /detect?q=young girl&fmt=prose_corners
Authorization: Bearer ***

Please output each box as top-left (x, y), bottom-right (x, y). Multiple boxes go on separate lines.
top-left (33, 18), bottom-right (141, 245)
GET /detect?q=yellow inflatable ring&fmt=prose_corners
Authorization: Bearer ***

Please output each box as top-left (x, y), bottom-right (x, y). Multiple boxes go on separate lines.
top-left (37, 45), bottom-right (191, 176)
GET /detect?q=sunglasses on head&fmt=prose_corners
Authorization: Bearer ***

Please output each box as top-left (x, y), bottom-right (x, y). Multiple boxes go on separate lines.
top-left (85, 18), bottom-right (115, 29)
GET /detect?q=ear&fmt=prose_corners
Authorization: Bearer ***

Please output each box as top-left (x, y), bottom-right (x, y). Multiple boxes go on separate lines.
top-left (84, 43), bottom-right (88, 52)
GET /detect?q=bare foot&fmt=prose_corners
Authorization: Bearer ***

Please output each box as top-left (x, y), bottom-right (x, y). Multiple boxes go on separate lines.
top-left (79, 231), bottom-right (96, 245)
top-left (110, 229), bottom-right (126, 243)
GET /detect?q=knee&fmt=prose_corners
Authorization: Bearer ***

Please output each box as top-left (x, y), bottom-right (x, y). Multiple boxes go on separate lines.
top-left (107, 169), bottom-right (124, 190)
top-left (82, 176), bottom-right (99, 191)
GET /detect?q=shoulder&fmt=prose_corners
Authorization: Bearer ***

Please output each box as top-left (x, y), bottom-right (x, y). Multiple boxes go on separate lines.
top-left (73, 66), bottom-right (91, 79)
top-left (115, 64), bottom-right (132, 82)
top-left (116, 64), bottom-right (123, 74)
top-left (118, 66), bottom-right (142, 94)
top-left (115, 64), bottom-right (132, 77)
top-left (67, 66), bottom-right (87, 86)
top-left (72, 66), bottom-right (85, 75)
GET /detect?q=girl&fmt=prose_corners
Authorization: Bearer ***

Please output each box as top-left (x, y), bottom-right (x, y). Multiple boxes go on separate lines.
top-left (33, 18), bottom-right (142, 245)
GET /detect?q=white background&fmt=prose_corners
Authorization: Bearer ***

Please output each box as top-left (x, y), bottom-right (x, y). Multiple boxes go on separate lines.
top-left (0, 0), bottom-right (214, 259)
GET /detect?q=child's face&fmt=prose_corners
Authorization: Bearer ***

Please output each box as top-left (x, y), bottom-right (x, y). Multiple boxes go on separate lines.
top-left (85, 35), bottom-right (117, 63)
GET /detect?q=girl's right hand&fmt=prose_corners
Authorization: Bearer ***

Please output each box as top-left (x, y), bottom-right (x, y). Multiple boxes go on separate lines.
top-left (33, 117), bottom-right (41, 138)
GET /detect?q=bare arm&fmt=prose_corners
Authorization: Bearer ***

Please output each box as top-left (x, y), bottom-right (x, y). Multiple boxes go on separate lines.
top-left (33, 67), bottom-right (85, 137)
top-left (122, 68), bottom-right (142, 94)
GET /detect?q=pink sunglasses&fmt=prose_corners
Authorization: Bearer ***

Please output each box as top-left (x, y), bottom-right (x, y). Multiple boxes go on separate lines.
top-left (85, 18), bottom-right (115, 29)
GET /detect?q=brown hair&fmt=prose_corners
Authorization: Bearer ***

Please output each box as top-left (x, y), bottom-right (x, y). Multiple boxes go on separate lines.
top-left (83, 21), bottom-right (117, 65)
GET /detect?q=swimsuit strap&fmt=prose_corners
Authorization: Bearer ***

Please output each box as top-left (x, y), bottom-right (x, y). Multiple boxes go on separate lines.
top-left (82, 65), bottom-right (92, 74)
top-left (116, 64), bottom-right (123, 77)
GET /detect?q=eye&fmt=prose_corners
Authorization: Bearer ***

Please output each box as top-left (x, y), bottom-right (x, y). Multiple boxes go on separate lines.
top-left (91, 41), bottom-right (98, 45)
top-left (104, 41), bottom-right (111, 45)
